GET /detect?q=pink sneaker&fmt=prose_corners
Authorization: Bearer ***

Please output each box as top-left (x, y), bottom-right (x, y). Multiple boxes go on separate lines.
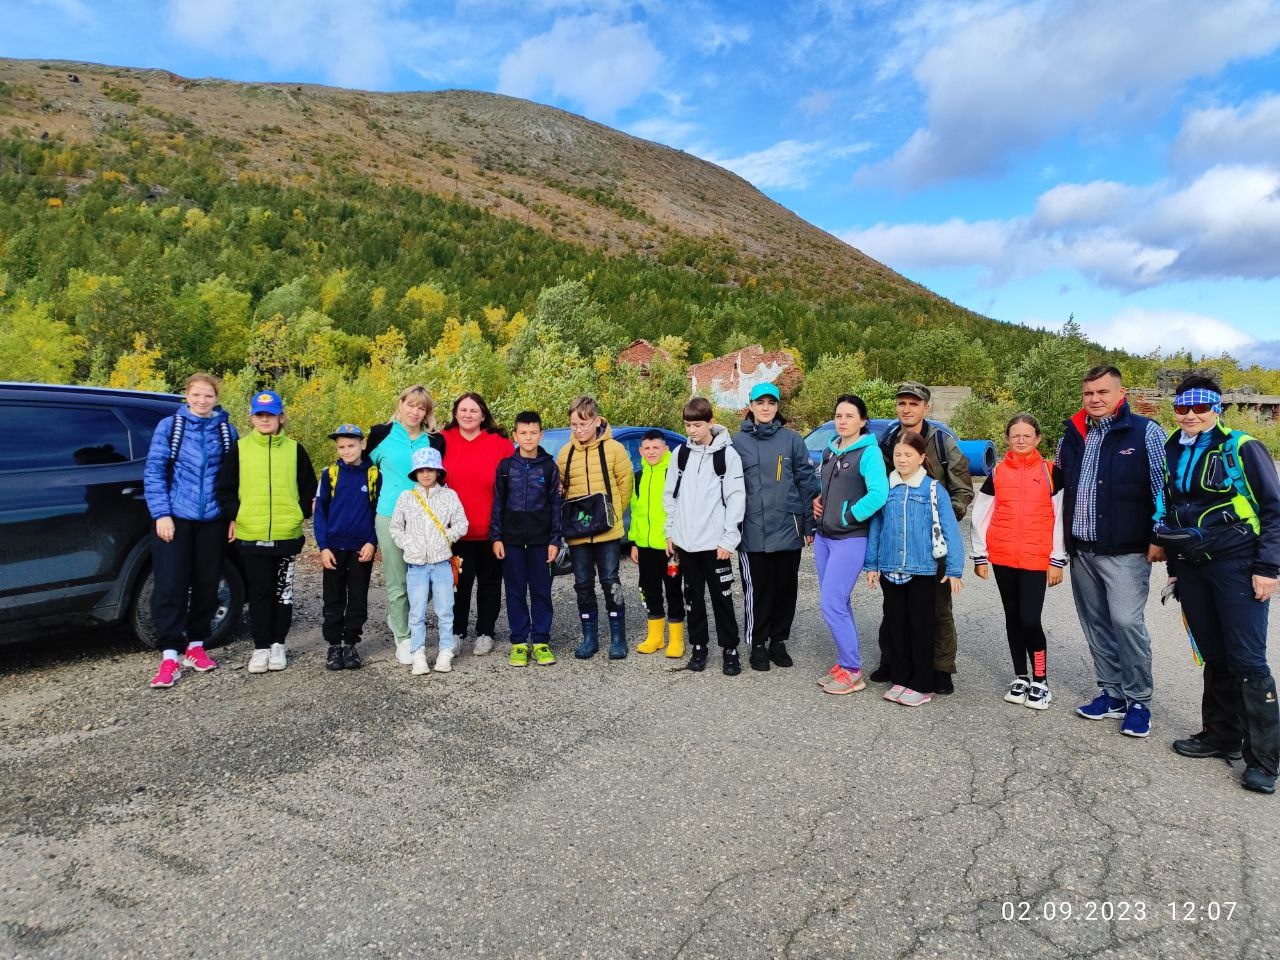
top-left (822, 666), bottom-right (867, 695)
top-left (149, 659), bottom-right (181, 688)
top-left (898, 689), bottom-right (933, 707)
top-left (883, 684), bottom-right (906, 702)
top-left (182, 646), bottom-right (218, 672)
top-left (817, 664), bottom-right (841, 687)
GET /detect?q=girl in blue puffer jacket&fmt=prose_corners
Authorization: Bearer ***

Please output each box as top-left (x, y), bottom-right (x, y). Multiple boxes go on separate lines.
top-left (865, 431), bottom-right (965, 707)
top-left (142, 373), bottom-right (238, 689)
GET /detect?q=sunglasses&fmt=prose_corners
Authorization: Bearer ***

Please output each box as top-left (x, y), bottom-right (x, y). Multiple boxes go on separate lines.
top-left (1173, 403), bottom-right (1214, 415)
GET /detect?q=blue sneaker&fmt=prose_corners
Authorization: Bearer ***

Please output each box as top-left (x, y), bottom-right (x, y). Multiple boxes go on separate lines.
top-left (1077, 692), bottom-right (1127, 720)
top-left (1121, 702), bottom-right (1151, 738)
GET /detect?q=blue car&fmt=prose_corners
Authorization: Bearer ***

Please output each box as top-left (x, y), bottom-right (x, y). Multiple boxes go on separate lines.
top-left (539, 426), bottom-right (686, 472)
top-left (538, 426), bottom-right (687, 575)
top-left (804, 419), bottom-right (996, 476)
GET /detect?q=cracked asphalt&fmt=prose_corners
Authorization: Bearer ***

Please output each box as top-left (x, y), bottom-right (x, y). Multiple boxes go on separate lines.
top-left (2, 543), bottom-right (1278, 959)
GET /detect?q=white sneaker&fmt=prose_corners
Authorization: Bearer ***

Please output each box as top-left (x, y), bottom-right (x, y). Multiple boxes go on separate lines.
top-left (267, 643), bottom-right (287, 671)
top-left (435, 648), bottom-right (454, 673)
top-left (395, 639), bottom-right (413, 665)
top-left (247, 649), bottom-right (271, 674)
top-left (473, 635), bottom-right (494, 656)
top-left (1025, 681), bottom-right (1053, 710)
top-left (411, 649), bottom-right (431, 676)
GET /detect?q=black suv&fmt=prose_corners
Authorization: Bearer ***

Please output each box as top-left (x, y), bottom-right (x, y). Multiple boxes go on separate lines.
top-left (0, 383), bottom-right (244, 645)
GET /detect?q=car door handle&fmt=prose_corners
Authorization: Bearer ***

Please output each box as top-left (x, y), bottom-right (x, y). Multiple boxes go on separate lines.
top-left (120, 486), bottom-right (144, 496)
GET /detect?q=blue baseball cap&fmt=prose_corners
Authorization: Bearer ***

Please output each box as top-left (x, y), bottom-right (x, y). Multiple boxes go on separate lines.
top-left (250, 390), bottom-right (283, 415)
top-left (328, 423), bottom-right (364, 440)
top-left (749, 382), bottom-right (780, 402)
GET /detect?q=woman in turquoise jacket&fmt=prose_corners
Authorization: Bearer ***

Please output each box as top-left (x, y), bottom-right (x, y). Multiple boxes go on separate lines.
top-left (366, 384), bottom-right (446, 665)
top-left (812, 395), bottom-right (889, 695)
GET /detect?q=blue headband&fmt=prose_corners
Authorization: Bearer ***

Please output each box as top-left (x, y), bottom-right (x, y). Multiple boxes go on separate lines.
top-left (1173, 388), bottom-right (1222, 414)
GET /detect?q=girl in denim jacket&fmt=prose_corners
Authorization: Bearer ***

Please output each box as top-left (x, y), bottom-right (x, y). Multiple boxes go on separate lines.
top-left (866, 432), bottom-right (965, 706)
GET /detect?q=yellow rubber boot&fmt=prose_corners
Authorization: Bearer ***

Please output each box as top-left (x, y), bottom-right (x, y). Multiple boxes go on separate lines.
top-left (665, 621), bottom-right (685, 658)
top-left (637, 618), bottom-right (667, 654)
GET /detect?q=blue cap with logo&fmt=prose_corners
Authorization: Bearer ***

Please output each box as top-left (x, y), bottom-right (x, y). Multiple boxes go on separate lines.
top-left (328, 423), bottom-right (365, 440)
top-left (749, 382), bottom-right (780, 402)
top-left (250, 390), bottom-right (284, 415)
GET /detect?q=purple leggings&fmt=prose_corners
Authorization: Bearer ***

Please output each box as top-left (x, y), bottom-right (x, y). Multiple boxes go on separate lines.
top-left (813, 534), bottom-right (869, 670)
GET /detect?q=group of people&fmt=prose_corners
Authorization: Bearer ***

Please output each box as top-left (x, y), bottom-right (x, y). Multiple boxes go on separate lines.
top-left (141, 366), bottom-right (1278, 796)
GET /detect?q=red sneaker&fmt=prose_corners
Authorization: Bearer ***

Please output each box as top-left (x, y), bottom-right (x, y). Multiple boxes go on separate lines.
top-left (182, 646), bottom-right (218, 672)
top-left (149, 659), bottom-right (181, 688)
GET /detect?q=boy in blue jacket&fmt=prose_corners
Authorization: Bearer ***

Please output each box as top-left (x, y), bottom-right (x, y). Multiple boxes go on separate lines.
top-left (490, 411), bottom-right (563, 668)
top-left (315, 424), bottom-right (381, 670)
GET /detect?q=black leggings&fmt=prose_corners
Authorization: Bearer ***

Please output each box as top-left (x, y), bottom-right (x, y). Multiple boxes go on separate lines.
top-left (993, 564), bottom-right (1048, 680)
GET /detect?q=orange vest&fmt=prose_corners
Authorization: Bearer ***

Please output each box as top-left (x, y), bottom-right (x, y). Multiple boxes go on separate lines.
top-left (988, 450), bottom-right (1055, 571)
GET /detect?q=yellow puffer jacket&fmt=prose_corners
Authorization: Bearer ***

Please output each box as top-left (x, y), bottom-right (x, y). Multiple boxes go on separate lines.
top-left (556, 420), bottom-right (633, 545)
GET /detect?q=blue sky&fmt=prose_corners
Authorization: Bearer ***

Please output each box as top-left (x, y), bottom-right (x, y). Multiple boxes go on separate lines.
top-left (5, 0), bottom-right (1280, 366)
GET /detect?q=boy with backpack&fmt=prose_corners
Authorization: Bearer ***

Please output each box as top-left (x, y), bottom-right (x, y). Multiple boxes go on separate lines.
top-left (664, 397), bottom-right (746, 674)
top-left (631, 430), bottom-right (685, 657)
top-left (314, 424), bottom-right (381, 671)
top-left (491, 411), bottom-right (563, 667)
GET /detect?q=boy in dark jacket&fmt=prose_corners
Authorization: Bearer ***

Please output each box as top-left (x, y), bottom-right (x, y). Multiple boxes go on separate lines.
top-left (315, 424), bottom-right (381, 670)
top-left (491, 411), bottom-right (563, 667)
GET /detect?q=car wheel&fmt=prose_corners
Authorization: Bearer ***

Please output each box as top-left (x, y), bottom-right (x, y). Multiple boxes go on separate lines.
top-left (130, 561), bottom-right (245, 649)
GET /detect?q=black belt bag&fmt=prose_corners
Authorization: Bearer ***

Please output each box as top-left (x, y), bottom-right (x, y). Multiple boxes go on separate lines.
top-left (1153, 520), bottom-right (1254, 563)
top-left (561, 444), bottom-right (616, 539)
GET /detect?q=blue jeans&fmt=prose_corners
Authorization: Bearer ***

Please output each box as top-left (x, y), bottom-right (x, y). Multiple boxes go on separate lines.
top-left (406, 561), bottom-right (455, 654)
top-left (570, 541), bottom-right (624, 620)
top-left (814, 534), bottom-right (868, 670)
top-left (504, 544), bottom-right (553, 645)
top-left (1069, 548), bottom-right (1154, 705)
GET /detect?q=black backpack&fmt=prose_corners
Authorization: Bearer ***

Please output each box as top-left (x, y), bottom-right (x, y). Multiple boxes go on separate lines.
top-left (671, 444), bottom-right (727, 506)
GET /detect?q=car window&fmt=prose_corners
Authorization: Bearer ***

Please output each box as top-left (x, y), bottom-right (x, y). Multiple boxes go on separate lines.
top-left (0, 404), bottom-right (131, 472)
top-left (119, 407), bottom-right (170, 460)
top-left (805, 426), bottom-right (836, 455)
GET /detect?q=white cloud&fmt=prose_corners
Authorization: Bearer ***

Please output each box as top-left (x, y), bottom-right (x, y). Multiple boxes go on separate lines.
top-left (701, 139), bottom-right (867, 190)
top-left (868, 0), bottom-right (1280, 187)
top-left (840, 218), bottom-right (1010, 269)
top-left (497, 16), bottom-right (662, 116)
top-left (840, 162), bottom-right (1280, 290)
top-left (626, 116), bottom-right (700, 148)
top-left (1173, 95), bottom-right (1280, 169)
top-left (697, 22), bottom-right (751, 54)
top-left (1087, 308), bottom-right (1257, 357)
top-left (166, 0), bottom-right (437, 89)
top-left (1032, 181), bottom-right (1141, 229)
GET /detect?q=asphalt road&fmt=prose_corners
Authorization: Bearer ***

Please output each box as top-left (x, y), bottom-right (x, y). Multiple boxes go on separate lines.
top-left (2, 543), bottom-right (1278, 959)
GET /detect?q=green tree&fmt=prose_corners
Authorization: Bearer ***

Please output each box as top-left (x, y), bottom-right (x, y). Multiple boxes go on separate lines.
top-left (1005, 330), bottom-right (1091, 445)
top-left (0, 299), bottom-right (85, 382)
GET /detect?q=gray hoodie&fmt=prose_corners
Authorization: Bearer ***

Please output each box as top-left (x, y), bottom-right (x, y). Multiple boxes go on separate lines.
top-left (663, 425), bottom-right (746, 553)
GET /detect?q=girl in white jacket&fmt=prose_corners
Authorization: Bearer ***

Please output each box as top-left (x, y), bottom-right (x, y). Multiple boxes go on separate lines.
top-left (390, 447), bottom-right (468, 675)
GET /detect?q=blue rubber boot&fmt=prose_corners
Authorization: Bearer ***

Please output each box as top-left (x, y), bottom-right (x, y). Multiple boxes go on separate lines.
top-left (574, 613), bottom-right (599, 660)
top-left (607, 611), bottom-right (628, 660)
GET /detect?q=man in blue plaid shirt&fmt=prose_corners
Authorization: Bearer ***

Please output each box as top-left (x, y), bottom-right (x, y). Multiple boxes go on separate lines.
top-left (1056, 365), bottom-right (1168, 739)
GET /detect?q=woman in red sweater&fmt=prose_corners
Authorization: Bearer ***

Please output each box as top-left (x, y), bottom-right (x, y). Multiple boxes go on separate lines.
top-left (442, 393), bottom-right (513, 656)
top-left (971, 414), bottom-right (1068, 710)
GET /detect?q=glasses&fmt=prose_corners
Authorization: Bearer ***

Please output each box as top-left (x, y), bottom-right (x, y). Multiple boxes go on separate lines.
top-left (1173, 403), bottom-right (1214, 415)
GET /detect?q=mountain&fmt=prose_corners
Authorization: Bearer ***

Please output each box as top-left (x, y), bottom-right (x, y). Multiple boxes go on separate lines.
top-left (2, 58), bottom-right (918, 295)
top-left (0, 56), bottom-right (1082, 391)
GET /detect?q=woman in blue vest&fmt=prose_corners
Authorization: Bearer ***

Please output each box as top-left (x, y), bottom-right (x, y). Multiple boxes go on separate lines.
top-left (142, 373), bottom-right (238, 689)
top-left (367, 384), bottom-right (446, 665)
top-left (1157, 375), bottom-right (1280, 795)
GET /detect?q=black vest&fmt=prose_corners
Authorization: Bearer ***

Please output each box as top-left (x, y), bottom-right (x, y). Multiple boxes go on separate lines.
top-left (1058, 402), bottom-right (1157, 555)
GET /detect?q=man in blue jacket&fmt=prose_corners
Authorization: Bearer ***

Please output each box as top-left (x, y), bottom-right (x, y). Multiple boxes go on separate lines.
top-left (1056, 366), bottom-right (1168, 738)
top-left (314, 424), bottom-right (380, 670)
